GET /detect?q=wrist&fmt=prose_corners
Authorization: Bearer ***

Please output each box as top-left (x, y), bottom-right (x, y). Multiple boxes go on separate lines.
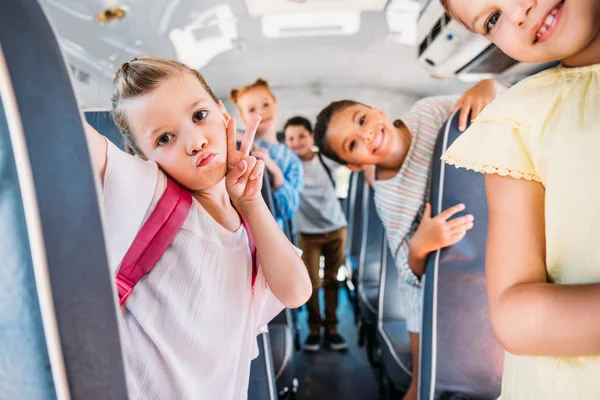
top-left (409, 238), bottom-right (428, 262)
top-left (234, 197), bottom-right (266, 219)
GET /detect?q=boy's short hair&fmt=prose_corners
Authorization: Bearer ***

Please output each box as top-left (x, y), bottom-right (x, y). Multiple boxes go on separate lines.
top-left (314, 100), bottom-right (366, 165)
top-left (283, 116), bottom-right (313, 134)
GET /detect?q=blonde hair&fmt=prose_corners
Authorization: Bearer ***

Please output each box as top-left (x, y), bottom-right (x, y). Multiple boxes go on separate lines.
top-left (111, 57), bottom-right (219, 156)
top-left (229, 78), bottom-right (276, 112)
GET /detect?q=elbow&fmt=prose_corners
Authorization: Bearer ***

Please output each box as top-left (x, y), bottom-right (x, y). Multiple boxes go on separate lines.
top-left (280, 264), bottom-right (312, 309)
top-left (490, 301), bottom-right (543, 356)
top-left (491, 317), bottom-right (525, 355)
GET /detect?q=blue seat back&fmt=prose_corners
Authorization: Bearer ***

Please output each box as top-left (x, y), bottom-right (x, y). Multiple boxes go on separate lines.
top-left (345, 171), bottom-right (365, 264)
top-left (420, 111), bottom-right (503, 399)
top-left (85, 110), bottom-right (123, 148)
top-left (1, 1), bottom-right (128, 398)
top-left (377, 231), bottom-right (412, 389)
top-left (358, 184), bottom-right (385, 285)
top-left (378, 232), bottom-right (408, 322)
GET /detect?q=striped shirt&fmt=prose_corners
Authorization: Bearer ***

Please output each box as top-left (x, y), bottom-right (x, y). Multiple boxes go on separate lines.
top-left (373, 95), bottom-right (458, 287)
top-left (254, 138), bottom-right (305, 224)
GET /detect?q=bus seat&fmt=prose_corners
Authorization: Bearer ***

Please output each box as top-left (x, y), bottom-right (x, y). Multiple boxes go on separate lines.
top-left (345, 171), bottom-right (366, 273)
top-left (343, 171), bottom-right (365, 316)
top-left (356, 183), bottom-right (384, 363)
top-left (261, 174), bottom-right (298, 398)
top-left (269, 310), bottom-right (297, 398)
top-left (248, 332), bottom-right (279, 400)
top-left (85, 110), bottom-right (123, 147)
top-left (1, 1), bottom-right (128, 397)
top-left (419, 111), bottom-right (503, 400)
top-left (0, 85), bottom-right (57, 400)
top-left (376, 232), bottom-right (413, 395)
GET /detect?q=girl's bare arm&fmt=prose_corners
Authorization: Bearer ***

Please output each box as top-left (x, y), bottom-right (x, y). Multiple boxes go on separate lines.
top-left (84, 121), bottom-right (108, 185)
top-left (486, 174), bottom-right (600, 356)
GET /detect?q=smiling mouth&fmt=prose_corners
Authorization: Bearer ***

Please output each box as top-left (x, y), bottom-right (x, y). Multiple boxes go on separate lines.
top-left (534, 0), bottom-right (564, 43)
top-left (372, 129), bottom-right (385, 154)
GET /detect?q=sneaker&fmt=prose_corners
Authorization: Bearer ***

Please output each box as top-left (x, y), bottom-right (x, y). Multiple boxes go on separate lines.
top-left (304, 334), bottom-right (321, 352)
top-left (324, 332), bottom-right (348, 351)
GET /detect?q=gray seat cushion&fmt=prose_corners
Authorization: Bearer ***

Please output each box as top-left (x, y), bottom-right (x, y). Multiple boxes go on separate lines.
top-left (357, 281), bottom-right (379, 325)
top-left (378, 320), bottom-right (413, 392)
top-left (269, 324), bottom-right (294, 390)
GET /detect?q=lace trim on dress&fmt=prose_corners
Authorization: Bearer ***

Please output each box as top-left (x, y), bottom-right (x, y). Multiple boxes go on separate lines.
top-left (443, 156), bottom-right (541, 182)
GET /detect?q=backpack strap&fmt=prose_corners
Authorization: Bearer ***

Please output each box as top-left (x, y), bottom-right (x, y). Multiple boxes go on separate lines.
top-left (116, 178), bottom-right (192, 306)
top-left (241, 217), bottom-right (258, 288)
top-left (317, 152), bottom-right (335, 189)
top-left (116, 177), bottom-right (259, 306)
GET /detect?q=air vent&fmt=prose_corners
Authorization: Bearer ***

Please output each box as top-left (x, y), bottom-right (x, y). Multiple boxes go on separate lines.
top-left (261, 11), bottom-right (360, 38)
top-left (456, 44), bottom-right (519, 75)
top-left (245, 0), bottom-right (386, 17)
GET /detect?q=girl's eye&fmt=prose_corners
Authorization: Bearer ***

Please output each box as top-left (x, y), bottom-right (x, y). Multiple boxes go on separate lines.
top-left (157, 133), bottom-right (174, 146)
top-left (193, 110), bottom-right (208, 122)
top-left (248, 107), bottom-right (256, 113)
top-left (359, 115), bottom-right (366, 126)
top-left (485, 12), bottom-right (501, 34)
top-left (263, 102), bottom-right (270, 108)
top-left (349, 140), bottom-right (356, 152)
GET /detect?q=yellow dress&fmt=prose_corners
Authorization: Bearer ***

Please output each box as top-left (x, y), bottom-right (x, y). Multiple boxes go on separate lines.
top-left (442, 63), bottom-right (600, 399)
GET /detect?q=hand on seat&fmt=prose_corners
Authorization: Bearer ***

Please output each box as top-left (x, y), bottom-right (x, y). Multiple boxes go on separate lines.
top-left (452, 79), bottom-right (508, 132)
top-left (408, 203), bottom-right (474, 275)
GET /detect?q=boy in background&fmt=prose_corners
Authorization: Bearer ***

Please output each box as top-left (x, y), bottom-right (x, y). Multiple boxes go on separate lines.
top-left (284, 116), bottom-right (348, 352)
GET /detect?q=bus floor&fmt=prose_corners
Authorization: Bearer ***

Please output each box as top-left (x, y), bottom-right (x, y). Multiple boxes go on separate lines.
top-left (295, 288), bottom-right (383, 400)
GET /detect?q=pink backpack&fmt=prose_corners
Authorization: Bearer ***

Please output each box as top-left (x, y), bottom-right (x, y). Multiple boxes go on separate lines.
top-left (115, 177), bottom-right (258, 306)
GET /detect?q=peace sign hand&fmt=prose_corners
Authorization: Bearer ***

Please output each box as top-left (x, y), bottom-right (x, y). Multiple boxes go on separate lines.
top-left (226, 116), bottom-right (265, 212)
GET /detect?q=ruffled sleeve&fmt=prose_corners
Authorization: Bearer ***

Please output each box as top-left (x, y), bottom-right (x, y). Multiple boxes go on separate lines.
top-left (441, 82), bottom-right (544, 183)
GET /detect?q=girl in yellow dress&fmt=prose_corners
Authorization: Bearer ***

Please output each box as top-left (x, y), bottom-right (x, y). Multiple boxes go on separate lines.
top-left (438, 0), bottom-right (600, 398)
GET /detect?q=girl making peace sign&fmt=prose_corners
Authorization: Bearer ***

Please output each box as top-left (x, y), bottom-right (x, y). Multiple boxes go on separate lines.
top-left (84, 57), bottom-right (311, 400)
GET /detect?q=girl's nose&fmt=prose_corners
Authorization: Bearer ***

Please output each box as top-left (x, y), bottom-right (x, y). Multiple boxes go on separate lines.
top-left (187, 132), bottom-right (208, 155)
top-left (512, 0), bottom-right (535, 26)
top-left (362, 130), bottom-right (374, 144)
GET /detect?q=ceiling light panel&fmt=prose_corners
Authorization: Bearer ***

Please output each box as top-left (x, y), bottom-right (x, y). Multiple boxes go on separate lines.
top-left (169, 5), bottom-right (239, 69)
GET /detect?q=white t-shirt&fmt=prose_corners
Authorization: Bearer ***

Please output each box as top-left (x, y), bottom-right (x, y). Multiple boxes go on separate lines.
top-left (101, 140), bottom-right (284, 400)
top-left (295, 154), bottom-right (347, 234)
